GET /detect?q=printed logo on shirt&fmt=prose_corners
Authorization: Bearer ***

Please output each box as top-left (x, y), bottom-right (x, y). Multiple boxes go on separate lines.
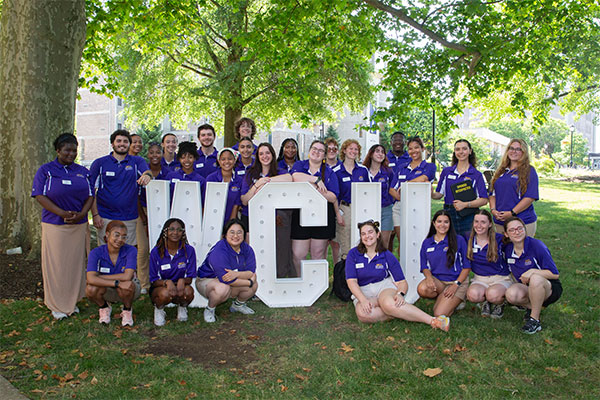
top-left (378, 177), bottom-right (386, 182)
top-left (231, 186), bottom-right (239, 192)
top-left (375, 263), bottom-right (384, 269)
top-left (464, 176), bottom-right (472, 181)
top-left (443, 246), bottom-right (448, 252)
top-left (76, 174), bottom-right (85, 178)
top-left (358, 176), bottom-right (365, 181)
top-left (106, 171), bottom-right (115, 177)
top-left (161, 264), bottom-right (171, 271)
top-left (125, 165), bottom-right (133, 171)
top-left (177, 262), bottom-right (186, 269)
top-left (212, 162), bottom-right (217, 167)
top-left (511, 175), bottom-right (518, 179)
top-left (524, 259), bottom-right (532, 266)
top-left (237, 170), bottom-right (246, 175)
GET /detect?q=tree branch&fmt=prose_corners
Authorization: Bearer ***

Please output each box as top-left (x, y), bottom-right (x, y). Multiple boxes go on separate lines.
top-left (159, 47), bottom-right (215, 78)
top-left (241, 80), bottom-right (280, 106)
top-left (201, 36), bottom-right (224, 72)
top-left (557, 84), bottom-right (599, 99)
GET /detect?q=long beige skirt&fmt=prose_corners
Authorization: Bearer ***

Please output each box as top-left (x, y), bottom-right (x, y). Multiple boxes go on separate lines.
top-left (41, 222), bottom-right (89, 314)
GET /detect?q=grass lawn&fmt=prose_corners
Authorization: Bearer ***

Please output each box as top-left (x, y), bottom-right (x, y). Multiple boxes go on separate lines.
top-left (1, 178), bottom-right (598, 399)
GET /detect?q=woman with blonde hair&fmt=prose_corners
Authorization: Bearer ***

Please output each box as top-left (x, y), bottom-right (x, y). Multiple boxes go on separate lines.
top-left (489, 139), bottom-right (539, 236)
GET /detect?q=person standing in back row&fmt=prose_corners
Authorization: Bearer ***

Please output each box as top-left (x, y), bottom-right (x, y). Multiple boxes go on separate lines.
top-left (195, 123), bottom-right (219, 178)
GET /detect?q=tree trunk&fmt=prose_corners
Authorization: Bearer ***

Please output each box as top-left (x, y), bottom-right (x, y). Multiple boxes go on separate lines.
top-left (0, 0), bottom-right (87, 255)
top-left (223, 106), bottom-right (242, 147)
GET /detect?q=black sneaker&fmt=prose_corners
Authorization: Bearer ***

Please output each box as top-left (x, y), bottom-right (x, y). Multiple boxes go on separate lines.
top-left (521, 317), bottom-right (542, 334)
top-left (490, 303), bottom-right (504, 319)
top-left (523, 308), bottom-right (531, 321)
top-left (480, 301), bottom-right (491, 317)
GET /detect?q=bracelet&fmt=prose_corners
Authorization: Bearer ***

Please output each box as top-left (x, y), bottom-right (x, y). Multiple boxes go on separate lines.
top-left (399, 291), bottom-right (405, 297)
top-left (93, 214), bottom-right (99, 217)
top-left (315, 176), bottom-right (322, 184)
top-left (249, 279), bottom-right (253, 288)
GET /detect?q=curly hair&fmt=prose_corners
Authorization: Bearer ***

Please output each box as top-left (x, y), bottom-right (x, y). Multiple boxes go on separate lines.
top-left (234, 117), bottom-right (256, 140)
top-left (155, 218), bottom-right (188, 259)
top-left (339, 139), bottom-right (361, 162)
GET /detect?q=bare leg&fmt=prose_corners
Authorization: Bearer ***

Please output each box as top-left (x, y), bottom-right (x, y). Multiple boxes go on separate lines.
top-left (309, 239), bottom-right (329, 260)
top-left (381, 231), bottom-right (392, 250)
top-left (466, 283), bottom-right (487, 303)
top-left (205, 280), bottom-right (232, 308)
top-left (354, 298), bottom-right (391, 323)
top-left (292, 239), bottom-right (310, 277)
top-left (378, 289), bottom-right (435, 325)
top-left (486, 284), bottom-right (508, 305)
top-left (230, 273), bottom-right (258, 302)
top-left (526, 274), bottom-right (552, 320)
top-left (329, 240), bottom-right (340, 263)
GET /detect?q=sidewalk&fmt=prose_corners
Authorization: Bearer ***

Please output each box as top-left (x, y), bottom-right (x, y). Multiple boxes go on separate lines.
top-left (0, 375), bottom-right (28, 399)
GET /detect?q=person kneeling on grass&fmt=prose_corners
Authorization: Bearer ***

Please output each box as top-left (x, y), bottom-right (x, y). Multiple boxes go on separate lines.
top-left (345, 220), bottom-right (450, 331)
top-left (196, 219), bottom-right (258, 323)
top-left (149, 218), bottom-right (196, 326)
top-left (503, 217), bottom-right (562, 334)
top-left (86, 220), bottom-right (141, 326)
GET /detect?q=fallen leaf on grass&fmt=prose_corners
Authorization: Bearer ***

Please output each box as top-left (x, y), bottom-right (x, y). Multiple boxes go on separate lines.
top-left (423, 368), bottom-right (443, 378)
top-left (443, 348), bottom-right (452, 355)
top-left (544, 338), bottom-right (553, 345)
top-left (276, 379), bottom-right (283, 383)
top-left (545, 367), bottom-right (560, 373)
top-left (385, 336), bottom-right (395, 342)
top-left (454, 344), bottom-right (466, 352)
top-left (179, 380), bottom-right (186, 385)
top-left (30, 389), bottom-right (44, 394)
top-left (295, 373), bottom-right (307, 381)
top-left (280, 385), bottom-right (288, 392)
top-left (218, 360), bottom-right (227, 364)
top-left (7, 330), bottom-right (20, 337)
top-left (64, 373), bottom-right (74, 381)
top-left (91, 377), bottom-right (98, 385)
top-left (236, 380), bottom-right (245, 384)
top-left (302, 367), bottom-right (311, 373)
top-left (340, 343), bottom-right (354, 353)
top-left (573, 331), bottom-right (583, 339)
top-left (78, 371), bottom-right (89, 380)
top-left (459, 384), bottom-right (467, 391)
top-left (43, 326), bottom-right (51, 332)
top-left (247, 335), bottom-right (260, 341)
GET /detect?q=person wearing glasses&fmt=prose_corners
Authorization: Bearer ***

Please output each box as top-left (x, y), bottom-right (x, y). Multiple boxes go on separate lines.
top-left (345, 220), bottom-right (450, 331)
top-left (503, 217), bottom-right (562, 334)
top-left (149, 218), bottom-right (196, 326)
top-left (196, 219), bottom-right (258, 323)
top-left (489, 139), bottom-right (539, 236)
top-left (324, 137), bottom-right (341, 264)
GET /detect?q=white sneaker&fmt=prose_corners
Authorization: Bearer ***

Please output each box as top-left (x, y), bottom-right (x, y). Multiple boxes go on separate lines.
top-left (204, 307), bottom-right (216, 323)
top-left (456, 301), bottom-right (466, 311)
top-left (154, 307), bottom-right (166, 326)
top-left (52, 311), bottom-right (68, 320)
top-left (140, 288), bottom-right (148, 295)
top-left (177, 306), bottom-right (188, 322)
top-left (230, 301), bottom-right (255, 315)
top-left (98, 304), bottom-right (112, 324)
top-left (72, 306), bottom-right (80, 315)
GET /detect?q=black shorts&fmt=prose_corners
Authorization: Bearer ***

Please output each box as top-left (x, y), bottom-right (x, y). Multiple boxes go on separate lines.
top-left (542, 279), bottom-right (563, 307)
top-left (291, 202), bottom-right (336, 240)
top-left (241, 214), bottom-right (250, 233)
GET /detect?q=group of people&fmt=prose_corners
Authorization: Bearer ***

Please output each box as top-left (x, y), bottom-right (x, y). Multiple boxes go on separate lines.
top-left (32, 124), bottom-right (561, 334)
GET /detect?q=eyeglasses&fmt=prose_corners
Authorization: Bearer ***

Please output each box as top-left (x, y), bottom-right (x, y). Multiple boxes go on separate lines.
top-left (311, 147), bottom-right (326, 154)
top-left (507, 226), bottom-right (524, 234)
top-left (508, 147), bottom-right (523, 152)
top-left (327, 147), bottom-right (338, 151)
top-left (167, 227), bottom-right (184, 233)
top-left (227, 230), bottom-right (244, 236)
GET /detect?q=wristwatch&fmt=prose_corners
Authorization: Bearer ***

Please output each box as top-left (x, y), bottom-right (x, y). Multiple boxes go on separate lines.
top-left (114, 280), bottom-right (119, 288)
top-left (511, 209), bottom-right (517, 216)
top-left (453, 280), bottom-right (461, 286)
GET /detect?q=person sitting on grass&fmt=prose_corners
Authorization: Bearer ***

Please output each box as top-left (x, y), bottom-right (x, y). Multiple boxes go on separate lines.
top-left (86, 220), bottom-right (140, 326)
top-left (465, 210), bottom-right (512, 319)
top-left (503, 217), bottom-right (562, 334)
top-left (345, 220), bottom-right (450, 331)
top-left (417, 210), bottom-right (471, 317)
top-left (196, 219), bottom-right (258, 323)
top-left (149, 218), bottom-right (196, 327)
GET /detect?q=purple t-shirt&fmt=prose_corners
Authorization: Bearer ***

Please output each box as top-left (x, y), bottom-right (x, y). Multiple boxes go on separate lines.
top-left (504, 236), bottom-right (559, 283)
top-left (367, 166), bottom-right (397, 207)
top-left (436, 165), bottom-right (488, 205)
top-left (149, 244), bottom-right (197, 283)
top-left (465, 233), bottom-right (509, 277)
top-left (491, 166), bottom-right (539, 224)
top-left (31, 159), bottom-right (93, 225)
top-left (206, 169), bottom-right (243, 223)
top-left (87, 244), bottom-right (137, 275)
top-left (395, 160), bottom-right (436, 188)
top-left (89, 153), bottom-right (149, 220)
top-left (195, 148), bottom-right (219, 178)
top-left (198, 239), bottom-right (256, 284)
top-left (291, 160), bottom-right (340, 197)
top-left (345, 248), bottom-right (405, 287)
top-left (331, 161), bottom-right (369, 204)
top-left (420, 235), bottom-right (471, 281)
top-left (386, 150), bottom-right (411, 175)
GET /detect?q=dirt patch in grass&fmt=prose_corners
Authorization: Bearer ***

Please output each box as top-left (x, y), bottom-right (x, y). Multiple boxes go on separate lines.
top-left (0, 253), bottom-right (43, 299)
top-left (143, 322), bottom-right (263, 370)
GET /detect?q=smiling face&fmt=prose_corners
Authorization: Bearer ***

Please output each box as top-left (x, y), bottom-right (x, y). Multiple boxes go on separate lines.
top-left (407, 141), bottom-right (423, 162)
top-left (473, 214), bottom-right (491, 236)
top-left (238, 121), bottom-right (253, 139)
top-left (238, 140), bottom-right (254, 160)
top-left (130, 135), bottom-right (143, 155)
top-left (454, 141), bottom-right (471, 162)
top-left (360, 224), bottom-right (379, 248)
top-left (433, 214), bottom-right (450, 236)
top-left (258, 145), bottom-right (273, 167)
top-left (106, 227), bottom-right (127, 250)
top-left (56, 142), bottom-right (78, 165)
top-left (112, 135), bottom-right (131, 156)
top-left (162, 134), bottom-right (178, 154)
top-left (309, 142), bottom-right (326, 163)
top-left (179, 153), bottom-right (196, 173)
top-left (372, 145), bottom-right (386, 163)
top-left (225, 223), bottom-right (245, 249)
top-left (198, 129), bottom-right (215, 148)
top-left (505, 219), bottom-right (526, 243)
top-left (219, 151), bottom-right (235, 172)
top-left (166, 221), bottom-right (184, 243)
top-left (147, 145), bottom-right (162, 166)
top-left (507, 140), bottom-right (524, 164)
top-left (283, 141), bottom-right (297, 160)
top-left (391, 134), bottom-right (405, 153)
top-left (326, 142), bottom-right (338, 161)
top-left (344, 143), bottom-right (359, 161)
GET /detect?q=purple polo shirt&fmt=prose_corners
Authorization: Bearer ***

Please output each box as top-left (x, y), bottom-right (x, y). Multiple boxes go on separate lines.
top-left (367, 166), bottom-right (398, 207)
top-left (386, 150), bottom-right (411, 175)
top-left (291, 160), bottom-right (340, 197)
top-left (240, 168), bottom-right (289, 216)
top-left (394, 160), bottom-right (436, 188)
top-left (161, 157), bottom-right (181, 174)
top-left (206, 169), bottom-right (243, 223)
top-left (198, 239), bottom-right (256, 284)
top-left (436, 165), bottom-right (488, 205)
top-left (504, 236), bottom-right (559, 283)
top-left (165, 169), bottom-right (207, 206)
top-left (195, 148), bottom-right (219, 178)
top-left (278, 158), bottom-right (296, 173)
top-left (149, 244), bottom-right (197, 283)
top-left (31, 159), bottom-right (93, 225)
top-left (491, 166), bottom-right (539, 224)
top-left (89, 153), bottom-right (149, 220)
top-left (465, 233), bottom-right (509, 277)
top-left (420, 235), bottom-right (471, 281)
top-left (345, 248), bottom-right (405, 287)
top-left (87, 244), bottom-right (137, 275)
top-left (234, 158), bottom-right (254, 179)
top-left (332, 161), bottom-right (369, 204)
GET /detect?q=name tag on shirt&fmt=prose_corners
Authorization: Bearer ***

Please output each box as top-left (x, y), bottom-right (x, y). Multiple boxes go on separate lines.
top-left (237, 170), bottom-right (246, 175)
top-left (448, 175), bottom-right (456, 179)
top-left (356, 263), bottom-right (364, 269)
top-left (100, 267), bottom-right (111, 273)
top-left (332, 166), bottom-right (341, 172)
top-left (398, 175), bottom-right (406, 179)
top-left (427, 247), bottom-right (435, 252)
top-left (196, 163), bottom-right (204, 168)
top-left (389, 162), bottom-right (396, 167)
top-left (342, 177), bottom-right (351, 182)
top-left (171, 178), bottom-right (180, 182)
top-left (161, 264), bottom-right (171, 271)
top-left (106, 171), bottom-right (115, 177)
top-left (507, 258), bottom-right (515, 264)
top-left (62, 180), bottom-right (72, 185)
top-left (472, 248), bottom-right (479, 253)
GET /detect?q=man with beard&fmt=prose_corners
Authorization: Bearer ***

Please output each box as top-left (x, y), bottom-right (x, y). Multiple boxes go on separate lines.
top-left (90, 130), bottom-right (153, 246)
top-left (195, 123), bottom-right (219, 178)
